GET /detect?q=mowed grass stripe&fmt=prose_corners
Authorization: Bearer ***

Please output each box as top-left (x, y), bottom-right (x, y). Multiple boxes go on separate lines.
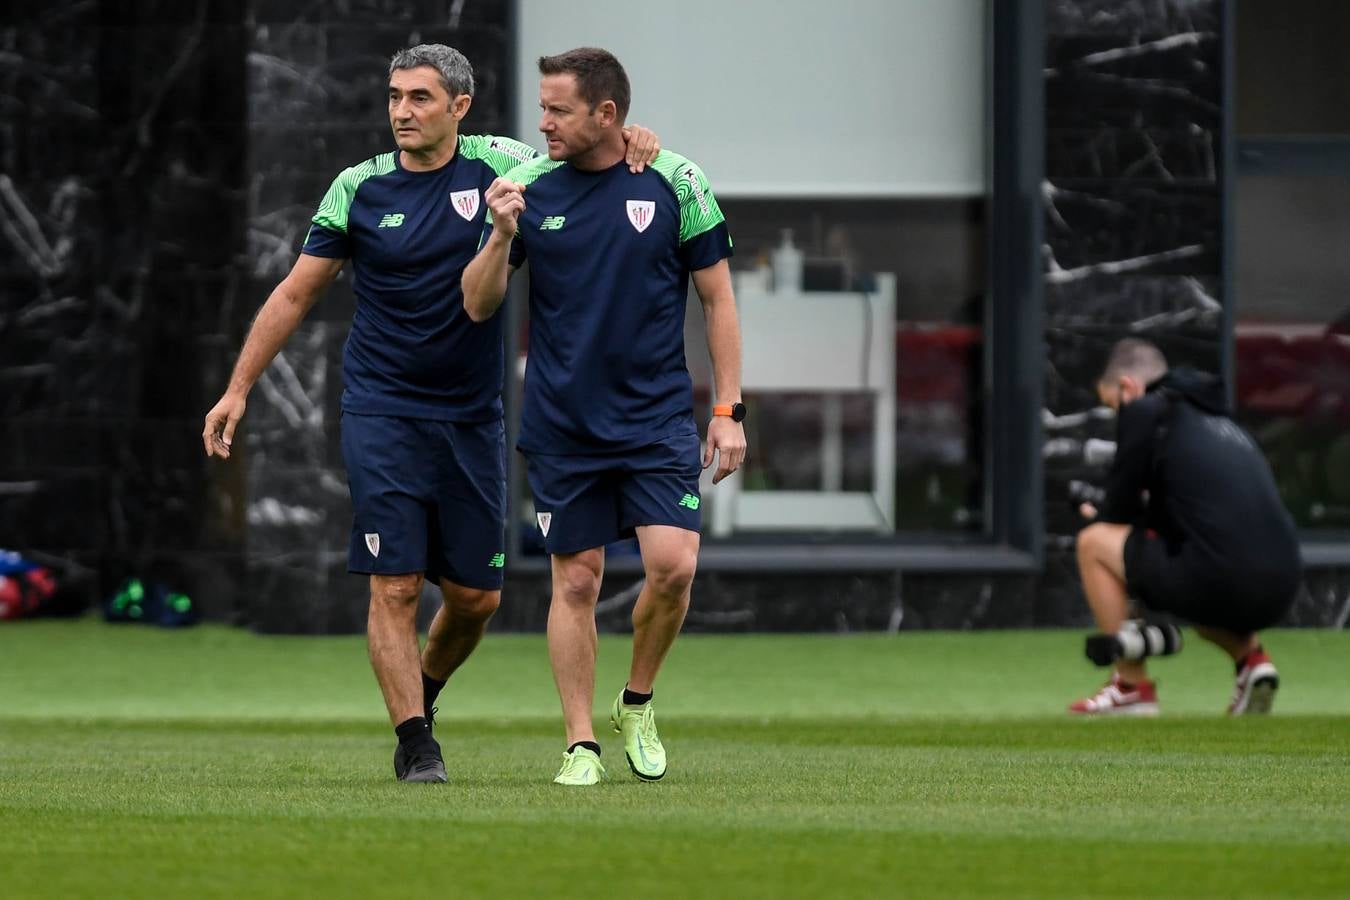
top-left (4, 718), bottom-right (1347, 837)
top-left (11, 807), bottom-right (1346, 900)
top-left (3, 621), bottom-right (1349, 719)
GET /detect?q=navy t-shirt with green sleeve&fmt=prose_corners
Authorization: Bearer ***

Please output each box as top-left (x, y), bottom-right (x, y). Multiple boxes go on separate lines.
top-left (491, 150), bottom-right (733, 454)
top-left (302, 134), bottom-right (537, 421)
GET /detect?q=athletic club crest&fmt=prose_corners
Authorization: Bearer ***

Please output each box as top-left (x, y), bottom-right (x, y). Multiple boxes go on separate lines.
top-left (364, 533), bottom-right (380, 557)
top-left (536, 512), bottom-right (552, 537)
top-left (450, 189), bottom-right (480, 221)
top-left (626, 200), bottom-right (655, 233)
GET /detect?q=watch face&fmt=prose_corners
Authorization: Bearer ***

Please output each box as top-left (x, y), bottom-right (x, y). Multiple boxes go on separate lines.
top-left (731, 402), bottom-right (747, 423)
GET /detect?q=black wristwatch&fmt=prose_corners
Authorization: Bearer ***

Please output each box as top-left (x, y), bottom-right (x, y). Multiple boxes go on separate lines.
top-left (713, 402), bottom-right (747, 423)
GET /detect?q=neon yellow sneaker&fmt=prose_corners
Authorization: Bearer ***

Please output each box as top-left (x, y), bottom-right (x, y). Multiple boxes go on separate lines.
top-left (552, 746), bottom-right (606, 786)
top-left (610, 693), bottom-right (667, 781)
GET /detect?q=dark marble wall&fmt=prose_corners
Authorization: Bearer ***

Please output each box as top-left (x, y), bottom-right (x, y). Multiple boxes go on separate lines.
top-left (1, 1), bottom-right (249, 617)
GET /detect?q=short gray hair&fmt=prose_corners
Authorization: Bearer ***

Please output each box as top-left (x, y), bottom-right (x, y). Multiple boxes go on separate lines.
top-left (389, 44), bottom-right (474, 97)
top-left (1099, 338), bottom-right (1168, 387)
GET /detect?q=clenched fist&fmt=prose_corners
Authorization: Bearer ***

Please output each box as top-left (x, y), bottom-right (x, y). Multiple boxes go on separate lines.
top-left (484, 178), bottom-right (527, 237)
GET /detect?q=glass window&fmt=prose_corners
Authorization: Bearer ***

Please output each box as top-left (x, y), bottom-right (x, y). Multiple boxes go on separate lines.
top-left (1233, 176), bottom-right (1350, 528)
top-left (687, 199), bottom-right (987, 540)
top-left (1236, 1), bottom-right (1350, 136)
top-left (1234, 1), bottom-right (1350, 531)
top-left (509, 196), bottom-right (988, 558)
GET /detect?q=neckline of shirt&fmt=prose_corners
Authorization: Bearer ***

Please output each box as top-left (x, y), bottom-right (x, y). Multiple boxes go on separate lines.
top-left (564, 159), bottom-right (633, 178)
top-left (393, 139), bottom-right (462, 176)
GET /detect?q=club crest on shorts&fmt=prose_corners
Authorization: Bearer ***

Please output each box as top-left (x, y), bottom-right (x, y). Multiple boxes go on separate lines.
top-left (364, 533), bottom-right (380, 557)
top-left (450, 189), bottom-right (480, 221)
top-left (625, 200), bottom-right (655, 233)
top-left (536, 512), bottom-right (552, 537)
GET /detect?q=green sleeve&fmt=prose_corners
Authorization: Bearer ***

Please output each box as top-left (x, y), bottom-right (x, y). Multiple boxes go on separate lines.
top-left (458, 134), bottom-right (540, 178)
top-left (651, 151), bottom-right (727, 243)
top-left (311, 153), bottom-right (396, 232)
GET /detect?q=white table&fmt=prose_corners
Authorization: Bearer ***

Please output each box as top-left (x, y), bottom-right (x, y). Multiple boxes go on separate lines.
top-left (709, 273), bottom-right (896, 535)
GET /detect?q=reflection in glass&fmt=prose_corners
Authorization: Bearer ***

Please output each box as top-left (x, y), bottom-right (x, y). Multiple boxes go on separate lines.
top-left (691, 198), bottom-right (987, 538)
top-left (1235, 176), bottom-right (1350, 528)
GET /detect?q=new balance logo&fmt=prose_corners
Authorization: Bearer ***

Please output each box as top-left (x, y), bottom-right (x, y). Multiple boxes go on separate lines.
top-left (378, 213), bottom-right (405, 228)
top-left (678, 493), bottom-right (700, 510)
top-left (489, 552), bottom-right (505, 568)
top-left (540, 216), bottom-right (566, 231)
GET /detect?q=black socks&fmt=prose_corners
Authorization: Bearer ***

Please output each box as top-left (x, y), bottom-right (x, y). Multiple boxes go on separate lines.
top-left (568, 740), bottom-right (601, 756)
top-left (395, 716), bottom-right (438, 753)
top-left (422, 671), bottom-right (447, 721)
top-left (622, 687), bottom-right (652, 706)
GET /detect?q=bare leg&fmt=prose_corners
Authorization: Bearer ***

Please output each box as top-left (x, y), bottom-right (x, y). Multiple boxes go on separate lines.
top-left (367, 573), bottom-right (425, 725)
top-left (1193, 624), bottom-right (1259, 663)
top-left (628, 525), bottom-right (699, 693)
top-left (1076, 522), bottom-right (1148, 684)
top-left (548, 549), bottom-right (604, 746)
top-left (422, 580), bottom-right (501, 681)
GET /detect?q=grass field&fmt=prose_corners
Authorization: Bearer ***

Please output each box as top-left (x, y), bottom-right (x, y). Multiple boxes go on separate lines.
top-left (2, 620), bottom-right (1348, 899)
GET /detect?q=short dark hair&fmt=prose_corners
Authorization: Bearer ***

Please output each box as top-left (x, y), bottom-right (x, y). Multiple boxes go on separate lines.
top-left (1099, 338), bottom-right (1168, 387)
top-left (538, 47), bottom-right (630, 121)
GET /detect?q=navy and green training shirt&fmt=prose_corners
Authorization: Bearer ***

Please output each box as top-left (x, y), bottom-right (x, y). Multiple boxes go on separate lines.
top-left (302, 134), bottom-right (537, 421)
top-left (493, 150), bottom-right (733, 454)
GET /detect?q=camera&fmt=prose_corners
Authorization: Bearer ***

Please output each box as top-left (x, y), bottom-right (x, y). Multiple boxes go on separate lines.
top-left (1085, 619), bottom-right (1183, 666)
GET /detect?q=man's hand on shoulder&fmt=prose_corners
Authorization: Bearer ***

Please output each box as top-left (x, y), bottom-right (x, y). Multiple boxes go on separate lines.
top-left (621, 125), bottom-right (661, 173)
top-left (485, 177), bottom-right (526, 238)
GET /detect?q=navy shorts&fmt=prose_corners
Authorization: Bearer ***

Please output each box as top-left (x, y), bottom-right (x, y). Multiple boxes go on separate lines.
top-left (524, 432), bottom-right (703, 555)
top-left (341, 413), bottom-right (507, 590)
top-left (1124, 528), bottom-right (1297, 633)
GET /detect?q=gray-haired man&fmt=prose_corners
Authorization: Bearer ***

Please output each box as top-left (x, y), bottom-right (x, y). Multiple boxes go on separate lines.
top-left (203, 45), bottom-right (660, 781)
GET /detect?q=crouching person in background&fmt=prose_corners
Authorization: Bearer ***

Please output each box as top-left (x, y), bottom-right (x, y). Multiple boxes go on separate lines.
top-left (1070, 339), bottom-right (1300, 716)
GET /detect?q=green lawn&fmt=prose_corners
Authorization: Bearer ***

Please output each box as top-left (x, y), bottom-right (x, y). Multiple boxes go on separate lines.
top-left (2, 621), bottom-right (1348, 898)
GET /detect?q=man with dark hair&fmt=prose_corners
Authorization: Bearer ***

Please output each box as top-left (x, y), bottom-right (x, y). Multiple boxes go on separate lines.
top-left (463, 47), bottom-right (746, 785)
top-left (1070, 338), bottom-right (1301, 716)
top-left (203, 44), bottom-right (660, 782)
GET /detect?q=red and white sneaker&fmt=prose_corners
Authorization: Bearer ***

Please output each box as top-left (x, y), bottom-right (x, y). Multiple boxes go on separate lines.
top-left (1068, 674), bottom-right (1159, 716)
top-left (1229, 649), bottom-right (1279, 715)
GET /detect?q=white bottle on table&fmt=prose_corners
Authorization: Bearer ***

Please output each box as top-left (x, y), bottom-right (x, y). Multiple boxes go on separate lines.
top-left (771, 228), bottom-right (802, 294)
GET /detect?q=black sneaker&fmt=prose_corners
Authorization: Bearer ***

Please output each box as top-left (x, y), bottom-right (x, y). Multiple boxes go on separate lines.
top-left (393, 708), bottom-right (439, 778)
top-left (396, 742), bottom-right (447, 783)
